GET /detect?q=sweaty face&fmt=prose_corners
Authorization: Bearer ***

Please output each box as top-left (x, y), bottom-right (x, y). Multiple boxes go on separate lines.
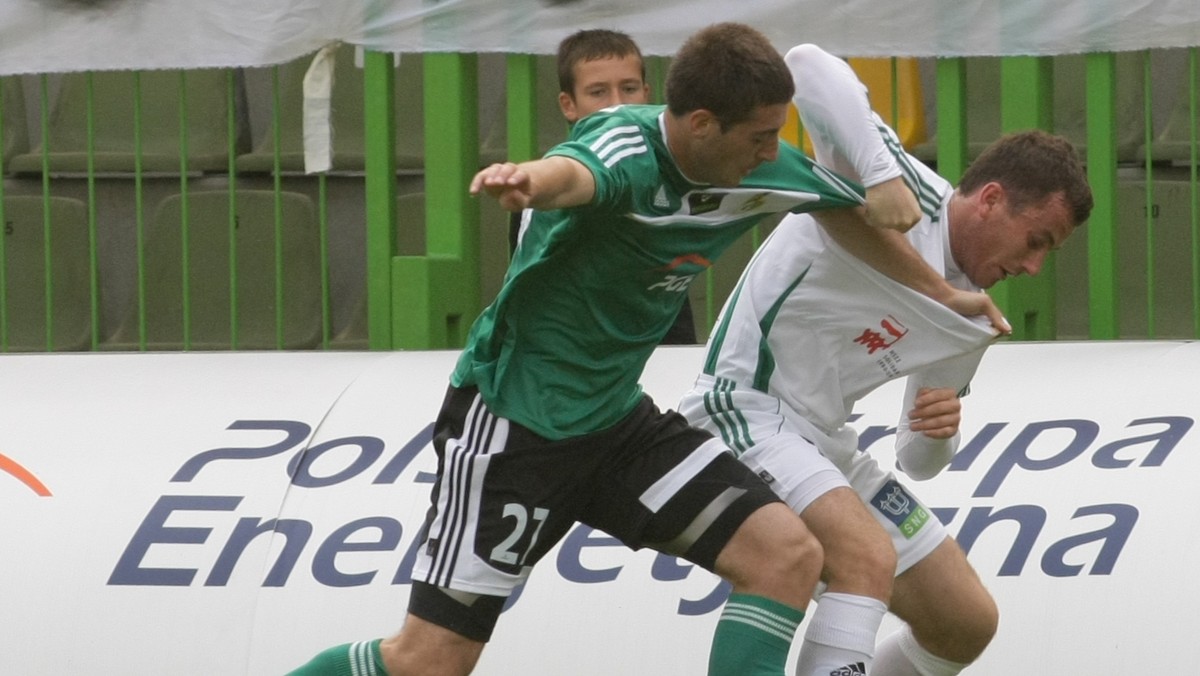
top-left (956, 189), bottom-right (1076, 289)
top-left (690, 103), bottom-right (787, 187)
top-left (560, 55), bottom-right (650, 122)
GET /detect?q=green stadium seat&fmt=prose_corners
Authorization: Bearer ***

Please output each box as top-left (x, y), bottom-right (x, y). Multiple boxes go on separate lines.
top-left (1113, 179), bottom-right (1197, 338)
top-left (1055, 179), bottom-right (1197, 339)
top-left (1143, 56), bottom-right (1200, 165)
top-left (8, 69), bottom-right (246, 174)
top-left (328, 190), bottom-right (425, 349)
top-left (330, 188), bottom-right (509, 349)
top-left (1054, 52), bottom-right (1146, 164)
top-left (911, 57), bottom-right (1000, 163)
top-left (104, 190), bottom-right (323, 350)
top-left (1, 195), bottom-right (94, 351)
top-left (1, 77), bottom-right (30, 173)
top-left (913, 53), bottom-right (1145, 164)
top-left (479, 54), bottom-right (571, 163)
top-left (236, 46), bottom-right (425, 174)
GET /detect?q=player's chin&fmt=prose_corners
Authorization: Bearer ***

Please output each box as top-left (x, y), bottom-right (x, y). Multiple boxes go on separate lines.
top-left (712, 173), bottom-right (744, 188)
top-left (981, 268), bottom-right (1004, 287)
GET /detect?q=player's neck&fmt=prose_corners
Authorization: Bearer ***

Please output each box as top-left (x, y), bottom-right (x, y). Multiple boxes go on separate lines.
top-left (663, 113), bottom-right (705, 184)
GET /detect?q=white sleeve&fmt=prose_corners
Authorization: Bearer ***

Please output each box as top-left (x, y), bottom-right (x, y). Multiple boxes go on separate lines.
top-left (784, 43), bottom-right (901, 189)
top-left (894, 347), bottom-right (987, 480)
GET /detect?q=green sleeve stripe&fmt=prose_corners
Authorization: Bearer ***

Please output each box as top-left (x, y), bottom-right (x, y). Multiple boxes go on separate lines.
top-left (879, 124), bottom-right (944, 216)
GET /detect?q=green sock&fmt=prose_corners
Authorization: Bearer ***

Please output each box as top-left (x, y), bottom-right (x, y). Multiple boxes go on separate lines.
top-left (287, 639), bottom-right (385, 676)
top-left (708, 593), bottom-right (805, 676)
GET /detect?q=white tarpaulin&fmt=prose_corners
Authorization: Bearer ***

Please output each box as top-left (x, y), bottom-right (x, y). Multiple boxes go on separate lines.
top-left (1, 0), bottom-right (1199, 76)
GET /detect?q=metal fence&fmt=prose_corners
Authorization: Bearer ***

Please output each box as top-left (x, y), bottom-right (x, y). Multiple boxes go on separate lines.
top-left (1, 48), bottom-right (1197, 352)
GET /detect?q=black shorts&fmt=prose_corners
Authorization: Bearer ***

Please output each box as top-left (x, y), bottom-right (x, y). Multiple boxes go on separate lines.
top-left (410, 384), bottom-right (780, 597)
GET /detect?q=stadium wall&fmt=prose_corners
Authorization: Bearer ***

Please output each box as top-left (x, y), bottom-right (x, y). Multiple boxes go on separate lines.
top-left (1, 341), bottom-right (1197, 673)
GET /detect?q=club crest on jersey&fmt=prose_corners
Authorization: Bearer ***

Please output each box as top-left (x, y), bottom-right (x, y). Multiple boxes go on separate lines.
top-left (852, 314), bottom-right (909, 354)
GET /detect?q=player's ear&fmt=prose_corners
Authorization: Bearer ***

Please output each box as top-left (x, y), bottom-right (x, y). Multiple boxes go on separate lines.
top-left (559, 91), bottom-right (579, 123)
top-left (979, 182), bottom-right (1005, 214)
top-left (688, 109), bottom-right (718, 137)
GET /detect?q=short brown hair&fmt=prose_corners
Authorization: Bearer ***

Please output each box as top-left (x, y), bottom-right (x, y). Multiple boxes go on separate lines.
top-left (556, 29), bottom-right (646, 97)
top-left (959, 130), bottom-right (1093, 225)
top-left (666, 23), bottom-right (793, 130)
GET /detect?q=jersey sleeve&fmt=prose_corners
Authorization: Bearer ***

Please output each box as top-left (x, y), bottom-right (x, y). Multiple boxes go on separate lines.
top-left (773, 142), bottom-right (867, 213)
top-left (894, 346), bottom-right (988, 480)
top-left (543, 111), bottom-right (649, 213)
top-left (785, 43), bottom-right (902, 189)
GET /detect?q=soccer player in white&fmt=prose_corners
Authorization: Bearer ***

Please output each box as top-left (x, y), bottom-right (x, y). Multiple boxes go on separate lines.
top-left (680, 43), bottom-right (1092, 676)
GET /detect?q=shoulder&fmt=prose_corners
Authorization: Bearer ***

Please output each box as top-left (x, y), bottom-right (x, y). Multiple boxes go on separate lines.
top-left (548, 106), bottom-right (665, 199)
top-left (573, 104), bottom-right (662, 131)
top-left (568, 104), bottom-right (662, 145)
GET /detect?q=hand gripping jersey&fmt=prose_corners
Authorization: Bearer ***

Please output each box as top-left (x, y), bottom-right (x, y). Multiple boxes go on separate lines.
top-left (683, 45), bottom-right (998, 478)
top-left (692, 215), bottom-right (995, 470)
top-left (451, 104), bottom-right (865, 440)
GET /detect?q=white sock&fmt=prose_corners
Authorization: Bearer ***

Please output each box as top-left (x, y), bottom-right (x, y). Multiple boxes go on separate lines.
top-left (874, 625), bottom-right (967, 676)
top-left (794, 592), bottom-right (887, 676)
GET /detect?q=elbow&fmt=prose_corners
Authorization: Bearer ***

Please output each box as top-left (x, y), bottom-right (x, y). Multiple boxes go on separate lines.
top-left (784, 43), bottom-right (833, 80)
top-left (784, 43), bottom-right (823, 69)
top-left (785, 45), bottom-right (817, 93)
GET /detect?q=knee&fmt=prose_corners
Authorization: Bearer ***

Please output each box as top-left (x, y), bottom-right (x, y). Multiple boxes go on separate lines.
top-left (926, 591), bottom-right (999, 664)
top-left (776, 526), bottom-right (825, 583)
top-left (380, 616), bottom-right (484, 676)
top-left (962, 593), bottom-right (999, 658)
top-left (821, 529), bottom-right (896, 597)
top-left (716, 507), bottom-right (824, 599)
top-left (758, 526), bottom-right (825, 602)
top-left (738, 524), bottom-right (823, 588)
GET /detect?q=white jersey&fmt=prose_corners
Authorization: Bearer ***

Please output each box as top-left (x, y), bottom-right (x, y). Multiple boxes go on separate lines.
top-left (681, 44), bottom-right (997, 480)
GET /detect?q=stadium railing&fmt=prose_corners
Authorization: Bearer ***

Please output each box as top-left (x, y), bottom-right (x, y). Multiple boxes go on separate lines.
top-left (0, 49), bottom-right (1197, 352)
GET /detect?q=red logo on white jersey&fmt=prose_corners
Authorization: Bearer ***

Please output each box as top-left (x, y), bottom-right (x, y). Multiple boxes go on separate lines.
top-left (853, 315), bottom-right (909, 354)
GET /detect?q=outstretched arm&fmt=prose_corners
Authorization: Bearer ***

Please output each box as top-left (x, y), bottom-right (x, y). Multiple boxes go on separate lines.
top-left (470, 156), bottom-right (596, 212)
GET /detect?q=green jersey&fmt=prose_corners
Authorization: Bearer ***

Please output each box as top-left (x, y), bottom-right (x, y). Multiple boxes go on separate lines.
top-left (451, 104), bottom-right (864, 439)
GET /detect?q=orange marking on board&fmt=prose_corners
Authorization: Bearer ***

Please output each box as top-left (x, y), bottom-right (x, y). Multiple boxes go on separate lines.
top-left (0, 452), bottom-right (52, 497)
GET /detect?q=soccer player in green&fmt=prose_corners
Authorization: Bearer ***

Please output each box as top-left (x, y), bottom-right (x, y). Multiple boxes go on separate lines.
top-left (506, 27), bottom-right (699, 343)
top-left (290, 22), bottom-right (1001, 676)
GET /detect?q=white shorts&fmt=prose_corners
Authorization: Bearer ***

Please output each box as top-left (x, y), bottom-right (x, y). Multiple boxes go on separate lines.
top-left (679, 377), bottom-right (946, 575)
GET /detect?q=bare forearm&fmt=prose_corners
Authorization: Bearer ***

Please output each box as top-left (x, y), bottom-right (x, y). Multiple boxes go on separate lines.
top-left (522, 156), bottom-right (596, 210)
top-left (815, 208), bottom-right (955, 301)
top-left (816, 208), bottom-right (1010, 331)
top-left (470, 156), bottom-right (596, 212)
